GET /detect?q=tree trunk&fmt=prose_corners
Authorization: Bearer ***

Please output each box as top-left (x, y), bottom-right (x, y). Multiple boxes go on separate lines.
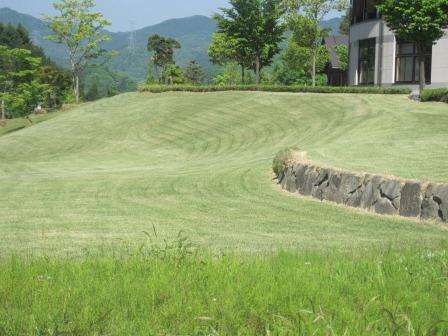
top-left (1, 99), bottom-right (5, 120)
top-left (72, 72), bottom-right (80, 103)
top-left (255, 56), bottom-right (260, 85)
top-left (241, 65), bottom-right (245, 85)
top-left (312, 49), bottom-right (317, 87)
top-left (417, 44), bottom-right (426, 97)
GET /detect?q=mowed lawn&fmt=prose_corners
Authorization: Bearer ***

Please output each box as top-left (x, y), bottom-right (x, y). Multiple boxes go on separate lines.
top-left (0, 92), bottom-right (447, 255)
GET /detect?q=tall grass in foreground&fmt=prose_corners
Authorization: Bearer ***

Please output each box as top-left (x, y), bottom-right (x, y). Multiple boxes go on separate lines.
top-left (1, 242), bottom-right (448, 335)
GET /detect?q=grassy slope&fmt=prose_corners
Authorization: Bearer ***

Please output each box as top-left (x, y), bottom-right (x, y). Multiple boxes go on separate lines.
top-left (0, 92), bottom-right (447, 255)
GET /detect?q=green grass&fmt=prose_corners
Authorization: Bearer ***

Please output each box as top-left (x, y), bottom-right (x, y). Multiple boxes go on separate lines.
top-left (0, 92), bottom-right (447, 255)
top-left (1, 245), bottom-right (448, 335)
top-left (1, 92), bottom-right (448, 335)
top-left (0, 111), bottom-right (66, 137)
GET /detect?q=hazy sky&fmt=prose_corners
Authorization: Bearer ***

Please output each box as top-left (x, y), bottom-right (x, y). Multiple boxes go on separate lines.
top-left (0, 0), bottom-right (341, 32)
top-left (0, 0), bottom-right (230, 31)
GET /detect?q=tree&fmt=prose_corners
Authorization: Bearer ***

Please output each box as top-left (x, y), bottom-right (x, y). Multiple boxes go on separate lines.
top-left (84, 78), bottom-right (100, 101)
top-left (286, 0), bottom-right (349, 86)
top-left (376, 0), bottom-right (448, 95)
top-left (213, 62), bottom-right (241, 86)
top-left (147, 34), bottom-right (181, 83)
top-left (208, 32), bottom-right (252, 83)
top-left (339, 8), bottom-right (350, 35)
top-left (163, 64), bottom-right (186, 85)
top-left (280, 40), bottom-right (329, 84)
top-left (214, 0), bottom-right (286, 85)
top-left (0, 46), bottom-right (47, 122)
top-left (334, 44), bottom-right (348, 71)
top-left (45, 0), bottom-right (114, 103)
top-left (184, 61), bottom-right (205, 85)
top-left (0, 23), bottom-right (70, 108)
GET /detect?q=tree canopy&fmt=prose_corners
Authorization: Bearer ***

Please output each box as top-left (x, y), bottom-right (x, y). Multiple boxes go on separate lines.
top-left (147, 34), bottom-right (181, 83)
top-left (214, 0), bottom-right (286, 84)
top-left (45, 0), bottom-right (114, 102)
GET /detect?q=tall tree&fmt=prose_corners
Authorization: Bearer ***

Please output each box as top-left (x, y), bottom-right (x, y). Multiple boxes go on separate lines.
top-left (339, 8), bottom-right (350, 35)
top-left (214, 0), bottom-right (286, 85)
top-left (147, 34), bottom-right (181, 83)
top-left (0, 46), bottom-right (47, 122)
top-left (376, 0), bottom-right (448, 95)
top-left (45, 0), bottom-right (113, 103)
top-left (184, 61), bottom-right (205, 85)
top-left (286, 0), bottom-right (348, 86)
top-left (208, 32), bottom-right (251, 83)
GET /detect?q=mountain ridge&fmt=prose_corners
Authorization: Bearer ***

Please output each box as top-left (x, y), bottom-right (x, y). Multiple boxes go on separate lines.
top-left (0, 7), bottom-right (343, 82)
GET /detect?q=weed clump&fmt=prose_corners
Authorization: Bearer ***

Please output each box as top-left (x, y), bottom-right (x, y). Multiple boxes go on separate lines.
top-left (273, 147), bottom-right (303, 177)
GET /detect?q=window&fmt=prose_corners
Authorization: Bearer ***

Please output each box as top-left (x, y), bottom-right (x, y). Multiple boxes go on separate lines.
top-left (395, 41), bottom-right (432, 83)
top-left (352, 0), bottom-right (379, 24)
top-left (358, 38), bottom-right (376, 85)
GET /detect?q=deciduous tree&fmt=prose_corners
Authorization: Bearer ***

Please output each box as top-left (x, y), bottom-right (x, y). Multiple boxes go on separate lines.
top-left (184, 61), bottom-right (205, 85)
top-left (214, 0), bottom-right (286, 85)
top-left (286, 0), bottom-right (348, 86)
top-left (147, 34), bottom-right (181, 83)
top-left (45, 0), bottom-right (113, 103)
top-left (0, 46), bottom-right (47, 122)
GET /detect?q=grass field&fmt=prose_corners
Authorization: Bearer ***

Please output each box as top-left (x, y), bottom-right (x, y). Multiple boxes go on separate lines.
top-left (2, 246), bottom-right (448, 335)
top-left (0, 92), bottom-right (448, 255)
top-left (1, 92), bottom-right (448, 335)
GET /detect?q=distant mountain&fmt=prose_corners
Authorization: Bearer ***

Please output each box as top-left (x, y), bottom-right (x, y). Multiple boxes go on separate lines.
top-left (0, 7), bottom-right (217, 81)
top-left (0, 7), bottom-right (344, 82)
top-left (322, 17), bottom-right (343, 35)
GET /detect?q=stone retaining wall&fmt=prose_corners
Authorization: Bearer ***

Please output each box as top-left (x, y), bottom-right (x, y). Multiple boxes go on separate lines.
top-left (278, 162), bottom-right (448, 223)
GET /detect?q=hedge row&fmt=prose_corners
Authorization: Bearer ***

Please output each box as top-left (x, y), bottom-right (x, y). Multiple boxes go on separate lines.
top-left (421, 88), bottom-right (448, 103)
top-left (138, 84), bottom-right (412, 95)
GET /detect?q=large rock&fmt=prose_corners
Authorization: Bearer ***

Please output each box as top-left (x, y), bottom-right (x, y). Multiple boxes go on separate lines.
top-left (421, 197), bottom-right (440, 221)
top-left (399, 182), bottom-right (422, 217)
top-left (426, 184), bottom-right (448, 222)
top-left (380, 180), bottom-right (402, 209)
top-left (375, 198), bottom-right (397, 215)
top-left (324, 172), bottom-right (343, 204)
top-left (294, 164), bottom-right (308, 192)
top-left (362, 176), bottom-right (382, 209)
top-left (284, 168), bottom-right (297, 193)
top-left (301, 166), bottom-right (318, 196)
top-left (339, 174), bottom-right (362, 205)
top-left (312, 169), bottom-right (330, 200)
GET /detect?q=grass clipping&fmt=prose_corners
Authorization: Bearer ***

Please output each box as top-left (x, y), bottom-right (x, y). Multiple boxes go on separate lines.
top-left (273, 147), bottom-right (307, 177)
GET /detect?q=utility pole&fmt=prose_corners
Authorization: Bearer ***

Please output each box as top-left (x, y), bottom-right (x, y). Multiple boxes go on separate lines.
top-left (128, 20), bottom-right (136, 54)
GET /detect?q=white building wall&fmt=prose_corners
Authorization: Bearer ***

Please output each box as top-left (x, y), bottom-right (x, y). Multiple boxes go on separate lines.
top-left (349, 19), bottom-right (448, 88)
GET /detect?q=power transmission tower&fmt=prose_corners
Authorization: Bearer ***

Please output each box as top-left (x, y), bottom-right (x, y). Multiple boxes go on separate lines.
top-left (128, 20), bottom-right (136, 54)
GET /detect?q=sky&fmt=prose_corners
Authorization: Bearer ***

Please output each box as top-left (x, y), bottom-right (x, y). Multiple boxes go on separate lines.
top-left (0, 0), bottom-right (231, 31)
top-left (0, 0), bottom-right (342, 32)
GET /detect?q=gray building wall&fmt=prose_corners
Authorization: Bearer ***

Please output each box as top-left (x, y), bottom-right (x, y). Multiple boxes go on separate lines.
top-left (349, 19), bottom-right (448, 88)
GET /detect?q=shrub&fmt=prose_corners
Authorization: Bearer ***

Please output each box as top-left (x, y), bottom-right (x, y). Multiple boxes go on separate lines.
top-left (138, 84), bottom-right (412, 95)
top-left (421, 88), bottom-right (448, 103)
top-left (273, 147), bottom-right (302, 177)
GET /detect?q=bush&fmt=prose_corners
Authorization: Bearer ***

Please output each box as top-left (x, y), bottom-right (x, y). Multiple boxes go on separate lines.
top-left (421, 88), bottom-right (448, 103)
top-left (273, 147), bottom-right (302, 177)
top-left (138, 84), bottom-right (412, 95)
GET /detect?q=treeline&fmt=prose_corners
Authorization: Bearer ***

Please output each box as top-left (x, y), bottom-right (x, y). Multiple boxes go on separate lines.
top-left (0, 23), bottom-right (71, 120)
top-left (145, 0), bottom-right (349, 87)
top-left (0, 22), bottom-right (137, 121)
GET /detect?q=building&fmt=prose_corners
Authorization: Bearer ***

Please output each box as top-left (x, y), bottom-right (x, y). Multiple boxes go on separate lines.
top-left (323, 36), bottom-right (348, 86)
top-left (348, 0), bottom-right (448, 88)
